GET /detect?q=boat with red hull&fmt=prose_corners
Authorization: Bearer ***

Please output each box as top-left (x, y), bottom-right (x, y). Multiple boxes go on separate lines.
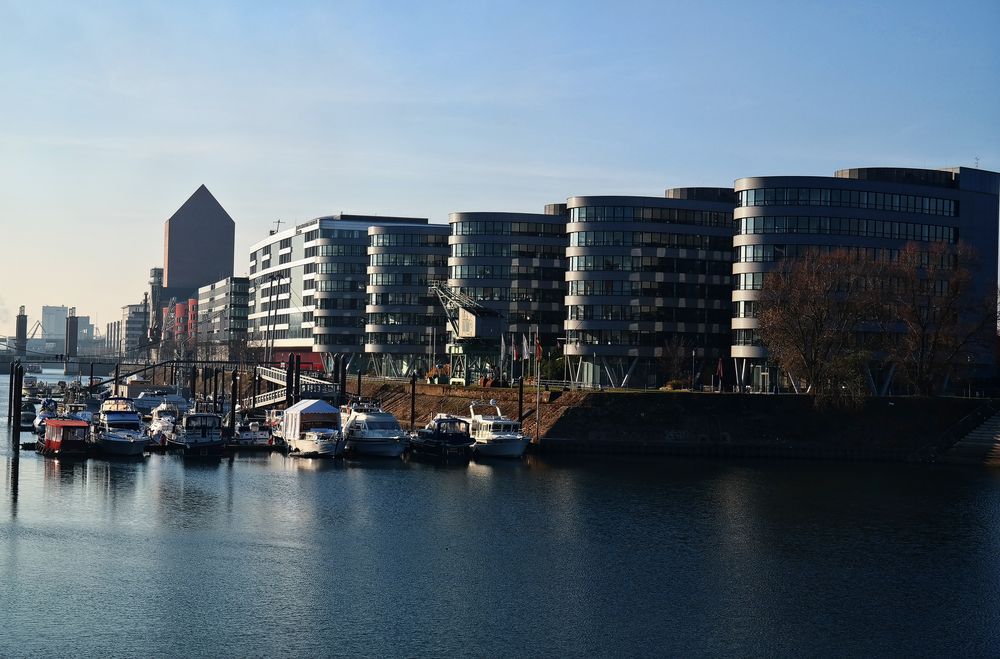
top-left (37, 418), bottom-right (90, 457)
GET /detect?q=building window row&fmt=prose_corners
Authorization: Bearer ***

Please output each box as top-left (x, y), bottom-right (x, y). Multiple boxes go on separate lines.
top-left (305, 244), bottom-right (367, 258)
top-left (369, 273), bottom-right (436, 287)
top-left (451, 243), bottom-right (567, 260)
top-left (451, 221), bottom-right (566, 237)
top-left (315, 280), bottom-right (364, 293)
top-left (365, 332), bottom-right (436, 346)
top-left (567, 305), bottom-right (730, 323)
top-left (569, 206), bottom-right (732, 228)
top-left (567, 279), bottom-right (731, 300)
top-left (735, 244), bottom-right (903, 263)
top-left (449, 265), bottom-right (566, 280)
top-left (367, 313), bottom-right (445, 326)
top-left (369, 253), bottom-right (448, 268)
top-left (313, 333), bottom-right (363, 346)
top-left (370, 233), bottom-right (448, 247)
top-left (568, 255), bottom-right (731, 275)
top-left (315, 316), bottom-right (364, 328)
top-left (738, 215), bottom-right (957, 243)
top-left (733, 273), bottom-right (764, 290)
top-left (317, 297), bottom-right (361, 310)
top-left (318, 262), bottom-right (366, 275)
top-left (732, 329), bottom-right (763, 346)
top-left (454, 287), bottom-right (565, 303)
top-left (737, 187), bottom-right (957, 216)
top-left (367, 293), bottom-right (434, 307)
top-left (320, 228), bottom-right (364, 239)
top-left (732, 301), bottom-right (760, 318)
top-left (566, 329), bottom-right (721, 347)
top-left (569, 231), bottom-right (731, 251)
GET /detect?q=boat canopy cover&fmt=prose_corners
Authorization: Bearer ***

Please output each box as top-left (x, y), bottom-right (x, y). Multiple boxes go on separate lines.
top-left (46, 419), bottom-right (90, 428)
top-left (284, 399), bottom-right (339, 416)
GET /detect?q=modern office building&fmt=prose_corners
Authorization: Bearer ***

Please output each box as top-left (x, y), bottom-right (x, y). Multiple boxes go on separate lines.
top-left (731, 166), bottom-right (1000, 391)
top-left (41, 305), bottom-right (68, 344)
top-left (121, 303), bottom-right (150, 360)
top-left (163, 185), bottom-right (236, 292)
top-left (248, 214), bottom-right (429, 371)
top-left (197, 276), bottom-right (250, 360)
top-left (447, 206), bottom-right (568, 381)
top-left (563, 189), bottom-right (736, 388)
top-left (105, 320), bottom-right (121, 355)
top-left (365, 224), bottom-right (450, 377)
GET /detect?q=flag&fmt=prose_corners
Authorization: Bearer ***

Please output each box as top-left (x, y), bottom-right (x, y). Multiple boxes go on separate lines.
top-left (500, 333), bottom-right (506, 364)
top-left (535, 335), bottom-right (543, 361)
top-left (512, 334), bottom-right (519, 361)
top-left (522, 334), bottom-right (529, 361)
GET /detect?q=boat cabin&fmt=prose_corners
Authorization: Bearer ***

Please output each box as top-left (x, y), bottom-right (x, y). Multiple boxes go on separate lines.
top-left (40, 418), bottom-right (90, 456)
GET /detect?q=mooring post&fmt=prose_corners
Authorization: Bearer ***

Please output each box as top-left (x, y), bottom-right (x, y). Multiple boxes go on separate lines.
top-left (285, 358), bottom-right (294, 408)
top-left (12, 363), bottom-right (24, 437)
top-left (7, 361), bottom-right (14, 427)
top-left (410, 372), bottom-right (416, 432)
top-left (253, 367), bottom-right (260, 404)
top-left (213, 368), bottom-right (220, 413)
top-left (230, 370), bottom-right (238, 435)
top-left (88, 362), bottom-right (95, 397)
top-left (294, 355), bottom-right (302, 404)
top-left (114, 363), bottom-right (121, 397)
top-left (201, 366), bottom-right (208, 403)
top-left (340, 359), bottom-right (348, 406)
top-left (357, 368), bottom-right (362, 399)
top-left (518, 377), bottom-right (524, 422)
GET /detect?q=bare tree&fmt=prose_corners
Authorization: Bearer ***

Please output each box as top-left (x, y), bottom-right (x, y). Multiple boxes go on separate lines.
top-left (757, 249), bottom-right (888, 405)
top-left (887, 242), bottom-right (997, 396)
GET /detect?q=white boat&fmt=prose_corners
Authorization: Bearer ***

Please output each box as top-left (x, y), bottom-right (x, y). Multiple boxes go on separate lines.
top-left (134, 391), bottom-right (189, 417)
top-left (147, 402), bottom-right (180, 446)
top-left (165, 410), bottom-right (225, 457)
top-left (230, 412), bottom-right (273, 448)
top-left (465, 400), bottom-right (530, 458)
top-left (282, 399), bottom-right (343, 457)
top-left (342, 400), bottom-right (408, 458)
top-left (92, 397), bottom-right (148, 456)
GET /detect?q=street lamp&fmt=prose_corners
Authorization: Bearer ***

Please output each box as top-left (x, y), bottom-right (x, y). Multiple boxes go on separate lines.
top-left (691, 348), bottom-right (696, 391)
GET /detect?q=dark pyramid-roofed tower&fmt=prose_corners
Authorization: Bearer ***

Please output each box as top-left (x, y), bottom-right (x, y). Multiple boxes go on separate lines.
top-left (163, 184), bottom-right (235, 291)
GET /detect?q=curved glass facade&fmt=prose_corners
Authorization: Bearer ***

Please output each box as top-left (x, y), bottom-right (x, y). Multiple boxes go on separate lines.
top-left (365, 224), bottom-right (450, 377)
top-left (564, 191), bottom-right (735, 388)
top-left (730, 167), bottom-right (977, 392)
top-left (448, 210), bottom-right (568, 350)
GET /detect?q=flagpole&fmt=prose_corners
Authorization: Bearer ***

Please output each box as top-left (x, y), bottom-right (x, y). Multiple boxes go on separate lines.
top-left (534, 325), bottom-right (541, 444)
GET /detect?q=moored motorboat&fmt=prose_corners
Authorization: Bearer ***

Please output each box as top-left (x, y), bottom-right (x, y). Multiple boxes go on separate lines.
top-left (19, 401), bottom-right (36, 432)
top-left (37, 418), bottom-right (90, 457)
top-left (92, 397), bottom-right (148, 456)
top-left (464, 400), bottom-right (530, 458)
top-left (164, 411), bottom-right (225, 457)
top-left (342, 400), bottom-right (407, 458)
top-left (409, 414), bottom-right (473, 460)
top-left (147, 402), bottom-right (180, 447)
top-left (282, 399), bottom-right (343, 457)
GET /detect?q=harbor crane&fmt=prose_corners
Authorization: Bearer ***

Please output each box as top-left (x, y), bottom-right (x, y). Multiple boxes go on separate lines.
top-left (429, 281), bottom-right (503, 385)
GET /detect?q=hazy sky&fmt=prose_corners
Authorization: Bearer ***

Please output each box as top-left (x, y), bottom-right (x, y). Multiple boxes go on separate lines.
top-left (1, 0), bottom-right (998, 336)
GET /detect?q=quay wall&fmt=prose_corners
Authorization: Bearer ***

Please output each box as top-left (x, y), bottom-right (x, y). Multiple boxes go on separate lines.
top-left (359, 380), bottom-right (990, 462)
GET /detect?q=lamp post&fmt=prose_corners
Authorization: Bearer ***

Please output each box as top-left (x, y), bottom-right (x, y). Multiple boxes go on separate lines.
top-left (691, 349), bottom-right (696, 391)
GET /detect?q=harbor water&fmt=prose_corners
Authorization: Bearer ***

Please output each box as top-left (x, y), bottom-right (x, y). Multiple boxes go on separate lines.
top-left (2, 372), bottom-right (1000, 656)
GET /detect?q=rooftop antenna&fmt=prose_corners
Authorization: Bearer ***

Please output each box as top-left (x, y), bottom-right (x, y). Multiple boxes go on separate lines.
top-left (974, 156), bottom-right (980, 169)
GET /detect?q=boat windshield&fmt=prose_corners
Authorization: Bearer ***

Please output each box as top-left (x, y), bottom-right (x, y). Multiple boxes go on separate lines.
top-left (185, 416), bottom-right (220, 429)
top-left (365, 420), bottom-right (401, 431)
top-left (108, 421), bottom-right (142, 431)
top-left (491, 422), bottom-right (519, 432)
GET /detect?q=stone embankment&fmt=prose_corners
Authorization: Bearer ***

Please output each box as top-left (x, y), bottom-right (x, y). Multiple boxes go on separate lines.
top-left (360, 380), bottom-right (991, 463)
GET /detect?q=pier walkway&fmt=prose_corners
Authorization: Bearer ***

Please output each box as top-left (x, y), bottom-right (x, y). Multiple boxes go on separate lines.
top-left (941, 411), bottom-right (1000, 466)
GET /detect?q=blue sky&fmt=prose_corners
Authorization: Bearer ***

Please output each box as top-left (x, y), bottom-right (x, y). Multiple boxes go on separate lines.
top-left (1, 0), bottom-right (998, 336)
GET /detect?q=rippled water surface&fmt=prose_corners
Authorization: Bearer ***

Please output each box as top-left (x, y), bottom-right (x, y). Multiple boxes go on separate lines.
top-left (2, 372), bottom-right (1000, 656)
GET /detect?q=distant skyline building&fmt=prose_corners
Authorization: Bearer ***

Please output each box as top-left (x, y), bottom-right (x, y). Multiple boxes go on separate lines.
top-left (197, 276), bottom-right (250, 360)
top-left (41, 305), bottom-right (68, 343)
top-left (731, 166), bottom-right (1000, 391)
top-left (163, 184), bottom-right (236, 293)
